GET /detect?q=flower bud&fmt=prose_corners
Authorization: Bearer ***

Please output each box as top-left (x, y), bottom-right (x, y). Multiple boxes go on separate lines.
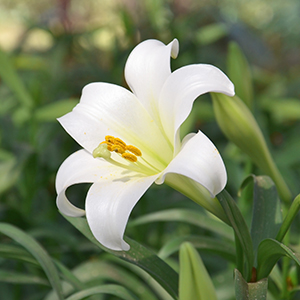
top-left (211, 93), bottom-right (291, 203)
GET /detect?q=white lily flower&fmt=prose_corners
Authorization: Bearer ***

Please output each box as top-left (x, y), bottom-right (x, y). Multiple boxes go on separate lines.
top-left (56, 39), bottom-right (235, 251)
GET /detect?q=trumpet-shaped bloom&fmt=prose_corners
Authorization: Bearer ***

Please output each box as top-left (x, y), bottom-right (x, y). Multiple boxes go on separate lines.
top-left (56, 39), bottom-right (234, 251)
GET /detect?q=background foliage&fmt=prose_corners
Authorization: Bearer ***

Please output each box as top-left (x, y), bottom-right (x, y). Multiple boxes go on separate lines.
top-left (0, 0), bottom-right (300, 299)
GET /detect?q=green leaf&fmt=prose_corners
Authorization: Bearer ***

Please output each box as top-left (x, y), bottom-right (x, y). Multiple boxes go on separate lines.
top-left (0, 156), bottom-right (21, 194)
top-left (0, 223), bottom-right (64, 300)
top-left (260, 97), bottom-right (300, 123)
top-left (62, 214), bottom-right (179, 300)
top-left (276, 194), bottom-right (300, 242)
top-left (179, 242), bottom-right (217, 300)
top-left (227, 42), bottom-right (253, 109)
top-left (158, 235), bottom-right (236, 263)
top-left (241, 175), bottom-right (282, 262)
top-left (65, 284), bottom-right (138, 300)
top-left (217, 190), bottom-right (254, 281)
top-left (0, 48), bottom-right (33, 108)
top-left (196, 23), bottom-right (228, 45)
top-left (34, 99), bottom-right (78, 122)
top-left (0, 270), bottom-right (49, 286)
top-left (102, 255), bottom-right (175, 300)
top-left (256, 238), bottom-right (300, 280)
top-left (234, 269), bottom-right (268, 300)
top-left (45, 259), bottom-right (158, 300)
top-left (0, 243), bottom-right (39, 265)
top-left (129, 208), bottom-right (233, 241)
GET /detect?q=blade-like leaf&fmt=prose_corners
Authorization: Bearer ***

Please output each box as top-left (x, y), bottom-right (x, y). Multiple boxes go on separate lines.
top-left (62, 214), bottom-right (179, 300)
top-left (217, 190), bottom-right (254, 281)
top-left (129, 209), bottom-right (233, 241)
top-left (234, 269), bottom-right (268, 300)
top-left (179, 242), bottom-right (217, 300)
top-left (227, 42), bottom-right (253, 109)
top-left (256, 238), bottom-right (300, 280)
top-left (0, 223), bottom-right (63, 300)
top-left (0, 270), bottom-right (49, 286)
top-left (242, 175), bottom-right (282, 262)
top-left (276, 193), bottom-right (300, 242)
top-left (158, 235), bottom-right (235, 263)
top-left (34, 99), bottom-right (78, 122)
top-left (65, 284), bottom-right (138, 300)
top-left (0, 243), bottom-right (38, 265)
top-left (0, 48), bottom-right (33, 107)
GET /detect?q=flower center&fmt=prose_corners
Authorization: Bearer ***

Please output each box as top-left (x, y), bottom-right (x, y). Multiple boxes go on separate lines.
top-left (98, 135), bottom-right (142, 162)
top-left (92, 135), bottom-right (160, 175)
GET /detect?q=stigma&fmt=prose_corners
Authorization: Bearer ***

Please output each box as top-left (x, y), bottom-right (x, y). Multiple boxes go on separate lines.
top-left (93, 135), bottom-right (142, 163)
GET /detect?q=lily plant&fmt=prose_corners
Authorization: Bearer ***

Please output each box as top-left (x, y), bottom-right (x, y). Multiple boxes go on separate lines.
top-left (55, 38), bottom-right (234, 251)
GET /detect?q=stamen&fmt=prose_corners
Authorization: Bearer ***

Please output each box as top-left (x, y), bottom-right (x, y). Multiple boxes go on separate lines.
top-left (100, 141), bottom-right (113, 151)
top-left (111, 144), bottom-right (125, 154)
top-left (126, 145), bottom-right (142, 156)
top-left (105, 135), bottom-right (115, 143)
top-left (122, 153), bottom-right (138, 162)
top-left (114, 137), bottom-right (127, 148)
top-left (93, 135), bottom-right (160, 176)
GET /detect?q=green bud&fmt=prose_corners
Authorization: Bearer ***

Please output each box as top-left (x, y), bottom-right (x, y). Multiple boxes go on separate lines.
top-left (227, 42), bottom-right (253, 109)
top-left (211, 93), bottom-right (291, 203)
top-left (179, 242), bottom-right (217, 300)
top-left (92, 143), bottom-right (111, 159)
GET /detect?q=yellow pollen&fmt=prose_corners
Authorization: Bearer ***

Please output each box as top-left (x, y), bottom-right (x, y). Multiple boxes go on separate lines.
top-left (111, 144), bottom-right (125, 154)
top-left (114, 137), bottom-right (127, 148)
top-left (97, 135), bottom-right (142, 163)
top-left (126, 145), bottom-right (142, 156)
top-left (105, 135), bottom-right (115, 143)
top-left (122, 153), bottom-right (138, 162)
top-left (101, 141), bottom-right (113, 151)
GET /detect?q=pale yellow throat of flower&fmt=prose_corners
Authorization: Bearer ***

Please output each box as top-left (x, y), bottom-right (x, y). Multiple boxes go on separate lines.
top-left (92, 135), bottom-right (160, 175)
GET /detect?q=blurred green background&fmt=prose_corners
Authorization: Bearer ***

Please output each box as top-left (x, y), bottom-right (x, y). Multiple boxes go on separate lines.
top-left (0, 0), bottom-right (300, 299)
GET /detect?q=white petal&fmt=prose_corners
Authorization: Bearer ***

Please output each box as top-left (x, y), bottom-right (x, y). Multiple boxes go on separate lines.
top-left (156, 131), bottom-right (227, 197)
top-left (56, 149), bottom-right (126, 217)
top-left (58, 82), bottom-right (172, 169)
top-left (85, 174), bottom-right (158, 251)
top-left (158, 64), bottom-right (235, 152)
top-left (124, 39), bottom-right (179, 123)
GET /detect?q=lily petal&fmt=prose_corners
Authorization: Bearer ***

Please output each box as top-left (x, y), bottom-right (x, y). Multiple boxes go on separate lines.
top-left (125, 39), bottom-right (179, 124)
top-left (86, 174), bottom-right (158, 251)
top-left (156, 130), bottom-right (227, 197)
top-left (58, 82), bottom-right (172, 168)
top-left (56, 149), bottom-right (126, 217)
top-left (158, 64), bottom-right (235, 152)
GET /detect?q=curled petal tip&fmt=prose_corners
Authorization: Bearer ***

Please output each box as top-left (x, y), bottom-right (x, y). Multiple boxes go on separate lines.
top-left (170, 38), bottom-right (179, 59)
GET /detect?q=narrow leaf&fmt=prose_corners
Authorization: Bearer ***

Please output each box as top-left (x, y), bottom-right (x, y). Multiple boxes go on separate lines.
top-left (217, 190), bottom-right (254, 281)
top-left (179, 242), bottom-right (217, 300)
top-left (129, 209), bottom-right (233, 241)
top-left (0, 48), bottom-right (33, 107)
top-left (227, 41), bottom-right (253, 109)
top-left (246, 175), bottom-right (282, 262)
top-left (0, 243), bottom-right (38, 265)
top-left (0, 223), bottom-right (64, 300)
top-left (0, 270), bottom-right (49, 286)
top-left (276, 194), bottom-right (300, 242)
top-left (65, 284), bottom-right (138, 300)
top-left (62, 214), bottom-right (179, 300)
top-left (256, 238), bottom-right (300, 280)
top-left (158, 235), bottom-right (236, 263)
top-left (34, 99), bottom-right (78, 122)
